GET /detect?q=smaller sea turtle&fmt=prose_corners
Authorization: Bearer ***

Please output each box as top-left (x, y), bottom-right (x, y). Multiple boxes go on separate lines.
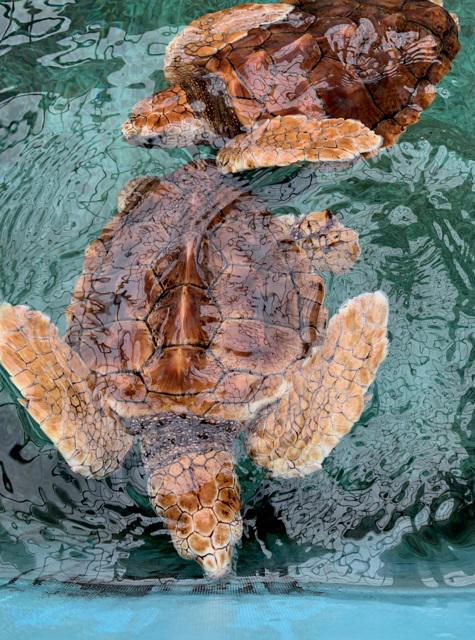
top-left (122, 0), bottom-right (460, 173)
top-left (0, 161), bottom-right (388, 577)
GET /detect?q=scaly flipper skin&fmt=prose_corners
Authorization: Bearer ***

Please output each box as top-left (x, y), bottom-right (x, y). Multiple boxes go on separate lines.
top-left (145, 447), bottom-right (242, 577)
top-left (124, 0), bottom-right (459, 170)
top-left (164, 3), bottom-right (294, 82)
top-left (0, 162), bottom-right (387, 577)
top-left (216, 116), bottom-right (383, 173)
top-left (286, 209), bottom-right (361, 274)
top-left (117, 175), bottom-right (158, 212)
top-left (0, 304), bottom-right (133, 477)
top-left (247, 292), bottom-right (388, 478)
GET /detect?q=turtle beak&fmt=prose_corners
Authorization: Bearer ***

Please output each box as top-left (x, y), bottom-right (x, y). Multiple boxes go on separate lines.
top-left (121, 119), bottom-right (144, 145)
top-left (121, 118), bottom-right (165, 148)
top-left (122, 119), bottom-right (139, 140)
top-left (198, 544), bottom-right (235, 579)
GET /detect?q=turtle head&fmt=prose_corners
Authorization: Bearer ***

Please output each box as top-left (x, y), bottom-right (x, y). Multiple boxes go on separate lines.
top-left (122, 85), bottom-right (218, 148)
top-left (133, 413), bottom-right (243, 578)
top-left (148, 448), bottom-right (243, 578)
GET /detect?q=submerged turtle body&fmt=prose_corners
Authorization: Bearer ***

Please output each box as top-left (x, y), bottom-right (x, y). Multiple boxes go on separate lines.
top-left (123, 0), bottom-right (460, 172)
top-left (0, 162), bottom-right (388, 577)
top-left (65, 163), bottom-right (329, 423)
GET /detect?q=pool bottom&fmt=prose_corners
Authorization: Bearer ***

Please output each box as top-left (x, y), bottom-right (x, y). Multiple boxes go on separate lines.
top-left (1, 579), bottom-right (474, 640)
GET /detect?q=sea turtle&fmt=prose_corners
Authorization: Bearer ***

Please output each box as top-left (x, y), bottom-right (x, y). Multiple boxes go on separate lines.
top-left (0, 161), bottom-right (388, 577)
top-left (122, 0), bottom-right (460, 173)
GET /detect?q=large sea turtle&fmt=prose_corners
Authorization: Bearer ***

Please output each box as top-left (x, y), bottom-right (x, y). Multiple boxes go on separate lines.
top-left (122, 0), bottom-right (460, 173)
top-left (0, 161), bottom-right (388, 577)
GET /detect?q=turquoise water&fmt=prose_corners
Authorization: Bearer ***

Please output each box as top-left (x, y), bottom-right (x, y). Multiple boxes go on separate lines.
top-left (2, 582), bottom-right (475, 640)
top-left (0, 0), bottom-right (473, 588)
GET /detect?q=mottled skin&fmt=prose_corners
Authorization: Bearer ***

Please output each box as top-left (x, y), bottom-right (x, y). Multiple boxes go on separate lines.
top-left (0, 161), bottom-right (388, 577)
top-left (122, 0), bottom-right (460, 172)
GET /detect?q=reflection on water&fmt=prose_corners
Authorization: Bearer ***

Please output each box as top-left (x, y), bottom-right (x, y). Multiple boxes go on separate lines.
top-left (0, 0), bottom-right (474, 587)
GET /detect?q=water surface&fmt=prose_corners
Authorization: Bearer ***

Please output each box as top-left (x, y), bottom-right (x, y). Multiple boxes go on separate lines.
top-left (0, 0), bottom-right (474, 587)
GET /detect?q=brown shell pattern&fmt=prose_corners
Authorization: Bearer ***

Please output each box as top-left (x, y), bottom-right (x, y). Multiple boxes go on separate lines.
top-left (65, 162), bottom-right (324, 420)
top-left (179, 0), bottom-right (460, 146)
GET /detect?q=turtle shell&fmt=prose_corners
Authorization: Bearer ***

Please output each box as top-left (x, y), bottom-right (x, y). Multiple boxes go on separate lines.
top-left (172, 0), bottom-right (460, 146)
top-left (65, 161), bottom-right (325, 422)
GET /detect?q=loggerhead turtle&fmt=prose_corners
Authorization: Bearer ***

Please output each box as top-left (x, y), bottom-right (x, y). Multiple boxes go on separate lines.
top-left (0, 161), bottom-right (388, 577)
top-left (122, 0), bottom-right (460, 173)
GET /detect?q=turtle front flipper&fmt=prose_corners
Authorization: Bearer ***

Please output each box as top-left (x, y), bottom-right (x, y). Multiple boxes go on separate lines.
top-left (142, 436), bottom-right (242, 578)
top-left (164, 3), bottom-right (294, 82)
top-left (247, 292), bottom-right (388, 478)
top-left (0, 304), bottom-right (133, 477)
top-left (216, 115), bottom-right (383, 173)
top-left (290, 209), bottom-right (360, 274)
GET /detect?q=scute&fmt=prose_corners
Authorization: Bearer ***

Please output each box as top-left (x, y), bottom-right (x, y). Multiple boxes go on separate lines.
top-left (104, 372), bottom-right (148, 404)
top-left (210, 212), bottom-right (290, 272)
top-left (213, 264), bottom-right (301, 329)
top-left (212, 319), bottom-right (305, 376)
top-left (75, 320), bottom-right (155, 374)
top-left (66, 161), bottom-right (323, 412)
top-left (201, 0), bottom-right (460, 146)
top-left (164, 3), bottom-right (295, 81)
top-left (143, 347), bottom-right (224, 395)
top-left (211, 371), bottom-right (264, 405)
top-left (148, 286), bottom-right (221, 348)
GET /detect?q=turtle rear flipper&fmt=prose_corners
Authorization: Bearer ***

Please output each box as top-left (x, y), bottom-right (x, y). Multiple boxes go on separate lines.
top-left (0, 303), bottom-right (133, 478)
top-left (247, 292), bottom-right (388, 477)
top-left (216, 115), bottom-right (383, 173)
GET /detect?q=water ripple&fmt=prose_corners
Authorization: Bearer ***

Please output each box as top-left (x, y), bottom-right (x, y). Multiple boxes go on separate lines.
top-left (0, 0), bottom-right (473, 586)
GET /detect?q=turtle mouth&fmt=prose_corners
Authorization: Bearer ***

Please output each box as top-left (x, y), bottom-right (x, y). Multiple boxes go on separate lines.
top-left (122, 116), bottom-right (223, 149)
top-left (194, 539), bottom-right (239, 580)
top-left (121, 120), bottom-right (168, 148)
top-left (201, 556), bottom-right (232, 580)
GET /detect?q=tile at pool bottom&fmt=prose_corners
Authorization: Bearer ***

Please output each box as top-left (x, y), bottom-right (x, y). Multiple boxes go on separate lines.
top-left (0, 584), bottom-right (474, 640)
